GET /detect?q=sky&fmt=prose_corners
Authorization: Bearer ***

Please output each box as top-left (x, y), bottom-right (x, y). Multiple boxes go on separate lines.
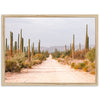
top-left (5, 17), bottom-right (95, 48)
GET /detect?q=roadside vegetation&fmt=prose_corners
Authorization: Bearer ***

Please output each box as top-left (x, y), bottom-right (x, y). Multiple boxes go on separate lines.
top-left (51, 25), bottom-right (95, 75)
top-left (5, 29), bottom-right (49, 72)
top-left (51, 47), bottom-right (95, 75)
top-left (5, 24), bottom-right (96, 75)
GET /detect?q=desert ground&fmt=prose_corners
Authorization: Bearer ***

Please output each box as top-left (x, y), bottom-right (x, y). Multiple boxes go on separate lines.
top-left (5, 55), bottom-right (95, 83)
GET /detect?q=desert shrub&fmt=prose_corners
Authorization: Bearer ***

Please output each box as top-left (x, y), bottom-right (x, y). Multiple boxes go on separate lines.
top-left (71, 62), bottom-right (86, 70)
top-left (13, 53), bottom-right (26, 67)
top-left (60, 53), bottom-right (65, 58)
top-left (75, 63), bottom-right (84, 69)
top-left (58, 58), bottom-right (63, 62)
top-left (31, 60), bottom-right (42, 65)
top-left (64, 56), bottom-right (69, 60)
top-left (57, 58), bottom-right (65, 63)
top-left (64, 51), bottom-right (70, 56)
top-left (70, 58), bottom-right (95, 74)
top-left (91, 62), bottom-right (95, 68)
top-left (74, 50), bottom-right (85, 59)
top-left (90, 69), bottom-right (95, 74)
top-left (23, 61), bottom-right (32, 68)
top-left (85, 47), bottom-right (95, 62)
top-left (82, 66), bottom-right (88, 72)
top-left (33, 54), bottom-right (46, 61)
top-left (64, 56), bottom-right (72, 65)
top-left (79, 62), bottom-right (85, 68)
top-left (52, 49), bottom-right (61, 58)
top-left (52, 49), bottom-right (70, 59)
top-left (71, 62), bottom-right (75, 68)
top-left (84, 60), bottom-right (89, 65)
top-left (74, 64), bottom-right (80, 69)
top-left (5, 53), bottom-right (26, 72)
top-left (59, 51), bottom-right (70, 58)
top-left (5, 59), bottom-right (21, 72)
top-left (44, 51), bottom-right (49, 57)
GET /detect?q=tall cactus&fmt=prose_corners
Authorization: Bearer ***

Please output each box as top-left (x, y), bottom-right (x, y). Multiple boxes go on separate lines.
top-left (20, 29), bottom-right (22, 53)
top-left (65, 44), bottom-right (67, 52)
top-left (31, 42), bottom-right (35, 58)
top-left (31, 46), bottom-right (33, 58)
top-left (72, 34), bottom-right (75, 59)
top-left (70, 44), bottom-right (72, 57)
top-left (17, 34), bottom-right (19, 53)
top-left (79, 43), bottom-right (81, 51)
top-left (85, 24), bottom-right (89, 51)
top-left (22, 38), bottom-right (24, 52)
top-left (24, 47), bottom-right (26, 53)
top-left (6, 38), bottom-right (7, 51)
top-left (38, 40), bottom-right (40, 53)
top-left (87, 36), bottom-right (89, 50)
top-left (7, 45), bottom-right (9, 51)
top-left (33, 42), bottom-right (34, 56)
top-left (28, 39), bottom-right (30, 61)
top-left (14, 41), bottom-right (17, 53)
top-left (10, 32), bottom-right (13, 56)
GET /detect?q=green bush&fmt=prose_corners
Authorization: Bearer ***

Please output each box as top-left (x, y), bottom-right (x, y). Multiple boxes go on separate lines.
top-left (5, 59), bottom-right (21, 72)
top-left (84, 60), bottom-right (89, 65)
top-left (85, 47), bottom-right (95, 62)
top-left (13, 53), bottom-right (26, 67)
top-left (5, 53), bottom-right (26, 72)
top-left (44, 51), bottom-right (49, 57)
top-left (71, 62), bottom-right (75, 68)
top-left (23, 61), bottom-right (32, 68)
top-left (33, 54), bottom-right (46, 61)
top-left (52, 49), bottom-right (61, 58)
top-left (74, 64), bottom-right (80, 69)
top-left (31, 60), bottom-right (42, 65)
top-left (79, 62), bottom-right (85, 68)
top-left (82, 66), bottom-right (88, 72)
top-left (91, 62), bottom-right (95, 68)
top-left (74, 50), bottom-right (85, 59)
top-left (60, 53), bottom-right (65, 58)
top-left (90, 69), bottom-right (95, 74)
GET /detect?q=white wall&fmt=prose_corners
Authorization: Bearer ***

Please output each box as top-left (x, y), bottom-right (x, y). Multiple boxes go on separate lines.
top-left (0, 0), bottom-right (99, 100)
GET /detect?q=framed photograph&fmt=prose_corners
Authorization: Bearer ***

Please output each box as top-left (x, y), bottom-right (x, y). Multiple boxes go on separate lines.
top-left (1, 15), bottom-right (98, 86)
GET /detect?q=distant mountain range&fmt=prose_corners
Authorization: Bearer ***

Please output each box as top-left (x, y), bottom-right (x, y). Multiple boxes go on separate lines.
top-left (34, 45), bottom-right (95, 53)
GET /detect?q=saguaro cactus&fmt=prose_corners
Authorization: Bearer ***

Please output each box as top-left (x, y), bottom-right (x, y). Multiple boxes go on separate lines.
top-left (7, 45), bottom-right (9, 51)
top-left (17, 34), bottom-right (19, 53)
top-left (87, 37), bottom-right (89, 50)
top-left (6, 38), bottom-right (7, 51)
top-left (28, 39), bottom-right (30, 61)
top-left (31, 42), bottom-right (35, 58)
top-left (38, 40), bottom-right (40, 53)
top-left (79, 43), bottom-right (81, 51)
top-left (10, 32), bottom-right (13, 56)
top-left (85, 24), bottom-right (89, 51)
top-left (70, 44), bottom-right (72, 57)
top-left (72, 34), bottom-right (75, 59)
top-left (65, 44), bottom-right (67, 52)
top-left (31, 46), bottom-right (33, 58)
top-left (20, 29), bottom-right (22, 53)
top-left (24, 47), bottom-right (26, 53)
top-left (22, 38), bottom-right (24, 52)
top-left (14, 41), bottom-right (17, 53)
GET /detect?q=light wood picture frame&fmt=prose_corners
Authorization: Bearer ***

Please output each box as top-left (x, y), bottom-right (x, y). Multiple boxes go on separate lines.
top-left (1, 14), bottom-right (98, 86)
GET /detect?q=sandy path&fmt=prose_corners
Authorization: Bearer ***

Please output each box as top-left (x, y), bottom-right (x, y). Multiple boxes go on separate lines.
top-left (5, 55), bottom-right (95, 83)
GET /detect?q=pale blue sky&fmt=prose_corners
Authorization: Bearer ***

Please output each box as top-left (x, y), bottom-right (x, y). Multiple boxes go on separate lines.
top-left (5, 17), bottom-right (95, 48)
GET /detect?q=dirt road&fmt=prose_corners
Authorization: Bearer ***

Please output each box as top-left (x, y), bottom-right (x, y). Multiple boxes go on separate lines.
top-left (5, 55), bottom-right (95, 83)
